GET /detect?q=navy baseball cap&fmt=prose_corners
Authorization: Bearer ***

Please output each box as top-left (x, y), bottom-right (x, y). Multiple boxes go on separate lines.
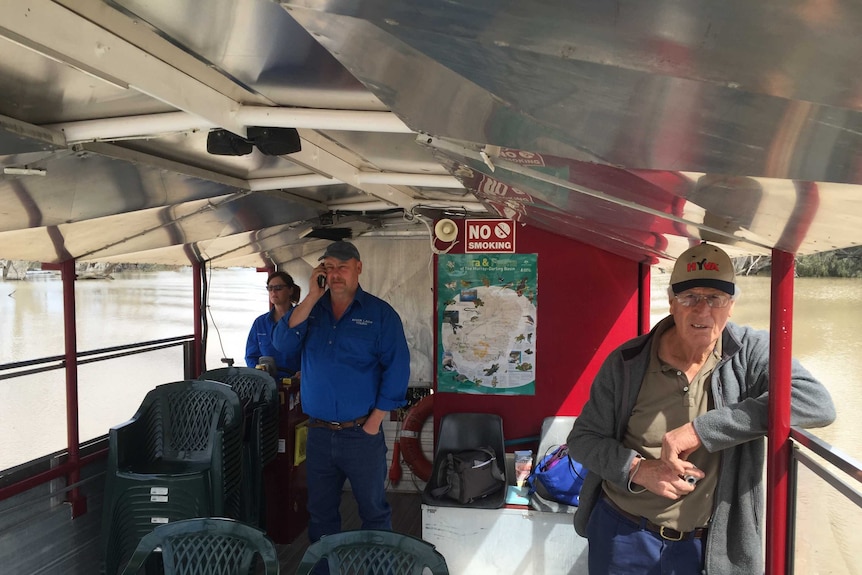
top-left (318, 240), bottom-right (361, 262)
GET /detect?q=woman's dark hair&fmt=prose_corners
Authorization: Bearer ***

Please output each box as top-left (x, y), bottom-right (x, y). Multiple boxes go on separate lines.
top-left (267, 271), bottom-right (300, 304)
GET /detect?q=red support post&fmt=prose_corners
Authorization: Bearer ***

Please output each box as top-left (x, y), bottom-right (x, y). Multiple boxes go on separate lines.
top-left (766, 248), bottom-right (795, 575)
top-left (61, 259), bottom-right (87, 517)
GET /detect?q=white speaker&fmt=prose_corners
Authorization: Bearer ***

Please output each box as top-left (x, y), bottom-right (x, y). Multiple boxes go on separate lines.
top-left (434, 219), bottom-right (458, 243)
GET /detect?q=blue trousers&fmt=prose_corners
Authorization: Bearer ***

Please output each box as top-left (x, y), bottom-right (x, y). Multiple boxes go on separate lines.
top-left (586, 496), bottom-right (705, 575)
top-left (305, 425), bottom-right (392, 543)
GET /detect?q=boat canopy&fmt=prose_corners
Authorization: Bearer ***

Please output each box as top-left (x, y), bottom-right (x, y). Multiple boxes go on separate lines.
top-left (2, 0), bottom-right (861, 266)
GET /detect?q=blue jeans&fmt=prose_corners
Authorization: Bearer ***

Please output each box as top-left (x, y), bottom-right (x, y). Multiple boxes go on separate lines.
top-left (586, 497), bottom-right (705, 575)
top-left (305, 425), bottom-right (391, 543)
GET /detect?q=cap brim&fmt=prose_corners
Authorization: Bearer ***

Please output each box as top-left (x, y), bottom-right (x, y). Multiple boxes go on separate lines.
top-left (318, 253), bottom-right (356, 261)
top-left (672, 278), bottom-right (735, 295)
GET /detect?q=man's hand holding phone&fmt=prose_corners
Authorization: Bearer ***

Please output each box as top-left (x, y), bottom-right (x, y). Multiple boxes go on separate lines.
top-left (315, 267), bottom-right (327, 290)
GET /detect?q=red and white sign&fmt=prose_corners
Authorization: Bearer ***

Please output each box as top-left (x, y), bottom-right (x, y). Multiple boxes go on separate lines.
top-left (465, 219), bottom-right (516, 253)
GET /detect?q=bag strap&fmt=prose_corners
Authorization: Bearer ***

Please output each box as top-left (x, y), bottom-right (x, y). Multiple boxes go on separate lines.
top-left (468, 447), bottom-right (505, 481)
top-left (482, 448), bottom-right (505, 482)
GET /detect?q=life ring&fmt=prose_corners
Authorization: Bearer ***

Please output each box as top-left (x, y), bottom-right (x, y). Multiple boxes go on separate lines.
top-left (399, 393), bottom-right (434, 482)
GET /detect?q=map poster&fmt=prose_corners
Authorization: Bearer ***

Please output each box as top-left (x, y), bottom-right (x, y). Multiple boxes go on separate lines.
top-left (437, 253), bottom-right (537, 395)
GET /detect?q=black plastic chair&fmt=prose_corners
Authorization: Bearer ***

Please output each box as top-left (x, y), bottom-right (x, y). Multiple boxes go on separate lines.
top-left (296, 529), bottom-right (448, 575)
top-left (529, 416), bottom-right (579, 513)
top-left (421, 412), bottom-right (508, 509)
top-left (200, 367), bottom-right (279, 527)
top-left (102, 380), bottom-right (244, 575)
top-left (119, 517), bottom-right (279, 575)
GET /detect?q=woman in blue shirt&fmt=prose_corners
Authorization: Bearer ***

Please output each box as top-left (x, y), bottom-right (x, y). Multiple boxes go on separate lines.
top-left (245, 271), bottom-right (302, 379)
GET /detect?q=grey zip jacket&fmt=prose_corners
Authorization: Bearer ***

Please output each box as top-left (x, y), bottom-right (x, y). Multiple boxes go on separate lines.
top-left (568, 319), bottom-right (836, 575)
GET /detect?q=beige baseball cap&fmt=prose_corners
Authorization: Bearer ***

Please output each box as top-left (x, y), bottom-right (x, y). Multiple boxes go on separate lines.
top-left (670, 242), bottom-right (736, 295)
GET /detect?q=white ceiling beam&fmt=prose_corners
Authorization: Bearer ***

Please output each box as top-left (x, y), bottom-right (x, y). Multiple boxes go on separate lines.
top-left (288, 141), bottom-right (417, 209)
top-left (0, 0), bottom-right (247, 136)
top-left (48, 107), bottom-right (414, 143)
top-left (236, 107), bottom-right (412, 134)
top-left (48, 112), bottom-right (214, 143)
top-left (356, 173), bottom-right (462, 188)
top-left (248, 174), bottom-right (336, 191)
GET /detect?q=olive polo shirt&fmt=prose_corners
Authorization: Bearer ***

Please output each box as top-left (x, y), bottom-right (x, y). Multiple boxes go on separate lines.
top-left (605, 316), bottom-right (721, 531)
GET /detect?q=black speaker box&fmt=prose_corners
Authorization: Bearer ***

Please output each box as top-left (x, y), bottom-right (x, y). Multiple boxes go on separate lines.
top-left (206, 129), bottom-right (253, 156)
top-left (247, 126), bottom-right (301, 156)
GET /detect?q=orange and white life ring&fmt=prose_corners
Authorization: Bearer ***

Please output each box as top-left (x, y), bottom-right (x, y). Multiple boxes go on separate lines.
top-left (399, 393), bottom-right (433, 482)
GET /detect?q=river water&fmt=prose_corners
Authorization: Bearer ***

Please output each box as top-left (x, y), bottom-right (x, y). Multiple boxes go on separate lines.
top-left (0, 268), bottom-right (267, 472)
top-left (1, 269), bottom-right (860, 572)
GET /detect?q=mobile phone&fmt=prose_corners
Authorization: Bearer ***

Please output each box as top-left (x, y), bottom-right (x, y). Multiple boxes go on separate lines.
top-left (317, 274), bottom-right (326, 288)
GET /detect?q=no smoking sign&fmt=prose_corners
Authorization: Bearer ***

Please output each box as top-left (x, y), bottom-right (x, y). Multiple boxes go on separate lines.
top-left (465, 219), bottom-right (516, 253)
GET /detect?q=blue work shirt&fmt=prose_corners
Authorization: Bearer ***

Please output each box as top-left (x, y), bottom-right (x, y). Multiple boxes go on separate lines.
top-left (245, 310), bottom-right (301, 379)
top-left (272, 286), bottom-right (410, 422)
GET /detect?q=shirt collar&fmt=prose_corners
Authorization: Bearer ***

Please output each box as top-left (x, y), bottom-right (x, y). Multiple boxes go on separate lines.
top-left (322, 284), bottom-right (366, 312)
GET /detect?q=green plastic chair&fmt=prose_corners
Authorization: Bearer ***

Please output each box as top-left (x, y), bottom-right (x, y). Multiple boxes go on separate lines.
top-left (119, 517), bottom-right (279, 575)
top-left (295, 530), bottom-right (449, 575)
top-left (200, 367), bottom-right (279, 527)
top-left (102, 380), bottom-right (245, 575)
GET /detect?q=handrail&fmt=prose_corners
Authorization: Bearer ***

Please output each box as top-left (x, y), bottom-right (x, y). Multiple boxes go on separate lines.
top-left (790, 427), bottom-right (862, 485)
top-left (0, 335), bottom-right (194, 380)
top-left (0, 335), bottom-right (195, 504)
top-left (0, 447), bottom-right (107, 502)
top-left (788, 426), bottom-right (862, 575)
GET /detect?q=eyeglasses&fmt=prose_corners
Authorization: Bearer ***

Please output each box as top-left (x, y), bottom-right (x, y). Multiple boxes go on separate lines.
top-left (674, 293), bottom-right (732, 308)
top-left (266, 284), bottom-right (290, 292)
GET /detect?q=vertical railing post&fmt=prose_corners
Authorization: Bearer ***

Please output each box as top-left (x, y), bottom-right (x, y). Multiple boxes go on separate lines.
top-left (61, 259), bottom-right (87, 517)
top-left (638, 262), bottom-right (650, 335)
top-left (192, 261), bottom-right (203, 377)
top-left (766, 248), bottom-right (795, 574)
top-left (183, 340), bottom-right (196, 380)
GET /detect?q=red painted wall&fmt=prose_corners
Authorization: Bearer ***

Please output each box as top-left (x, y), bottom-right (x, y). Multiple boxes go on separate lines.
top-left (432, 221), bottom-right (641, 446)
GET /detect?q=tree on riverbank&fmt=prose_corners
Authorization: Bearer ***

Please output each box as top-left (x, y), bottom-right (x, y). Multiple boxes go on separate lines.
top-left (735, 246), bottom-right (862, 278)
top-left (0, 260), bottom-right (180, 280)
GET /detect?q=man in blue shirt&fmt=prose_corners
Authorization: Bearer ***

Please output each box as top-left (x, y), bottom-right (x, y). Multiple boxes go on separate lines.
top-left (273, 240), bottom-right (410, 544)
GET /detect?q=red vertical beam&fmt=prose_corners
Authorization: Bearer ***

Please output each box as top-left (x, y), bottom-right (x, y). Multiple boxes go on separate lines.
top-left (61, 259), bottom-right (87, 517)
top-left (638, 262), bottom-right (651, 335)
top-left (766, 248), bottom-right (794, 575)
top-left (192, 261), bottom-right (203, 377)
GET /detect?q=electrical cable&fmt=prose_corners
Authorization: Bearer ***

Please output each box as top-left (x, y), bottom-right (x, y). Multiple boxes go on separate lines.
top-left (204, 260), bottom-right (233, 366)
top-left (404, 207), bottom-right (459, 256)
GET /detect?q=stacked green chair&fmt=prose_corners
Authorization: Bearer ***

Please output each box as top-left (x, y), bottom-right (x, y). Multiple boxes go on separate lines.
top-left (200, 367), bottom-right (279, 527)
top-left (119, 517), bottom-right (279, 575)
top-left (296, 529), bottom-right (449, 575)
top-left (102, 380), bottom-right (245, 575)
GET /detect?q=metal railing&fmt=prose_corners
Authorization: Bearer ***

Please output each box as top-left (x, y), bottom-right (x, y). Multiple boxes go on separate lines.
top-left (0, 335), bottom-right (194, 380)
top-left (0, 335), bottom-right (194, 502)
top-left (788, 427), bottom-right (862, 574)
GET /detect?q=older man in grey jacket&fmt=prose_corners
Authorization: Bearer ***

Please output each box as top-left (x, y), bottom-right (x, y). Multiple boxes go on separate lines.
top-left (568, 242), bottom-right (835, 575)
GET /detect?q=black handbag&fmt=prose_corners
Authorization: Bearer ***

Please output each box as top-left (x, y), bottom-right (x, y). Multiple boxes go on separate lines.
top-left (431, 447), bottom-right (506, 504)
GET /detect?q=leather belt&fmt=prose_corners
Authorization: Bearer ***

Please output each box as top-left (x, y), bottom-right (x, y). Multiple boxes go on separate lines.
top-left (307, 415), bottom-right (369, 431)
top-left (602, 495), bottom-right (707, 541)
